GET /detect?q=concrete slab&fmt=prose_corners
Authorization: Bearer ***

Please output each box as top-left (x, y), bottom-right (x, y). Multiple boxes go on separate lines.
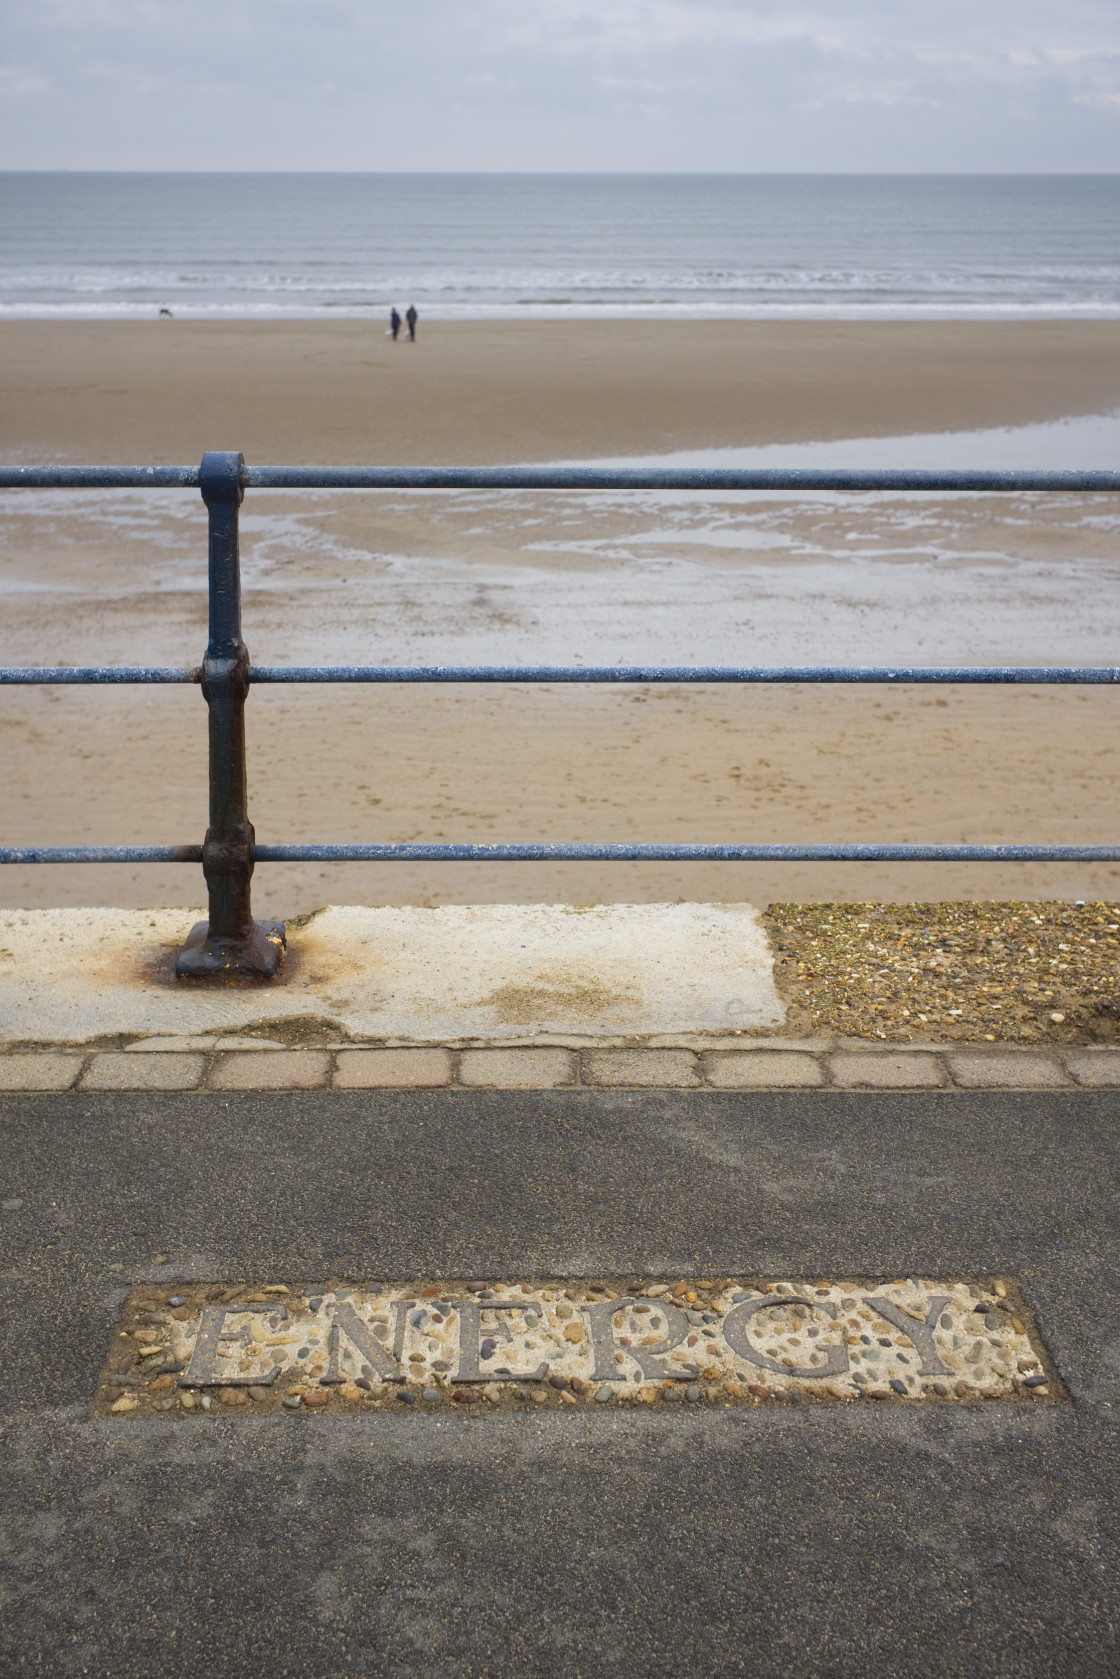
top-left (458, 1048), bottom-right (576, 1089)
top-left (1065, 1048), bottom-right (1120, 1087)
top-left (703, 1050), bottom-right (823, 1089)
top-left (0, 903), bottom-right (782, 1046)
top-left (830, 1052), bottom-right (948, 1089)
top-left (0, 1053), bottom-right (83, 1091)
top-left (208, 1050), bottom-right (332, 1091)
top-left (946, 1052), bottom-right (1071, 1089)
top-left (81, 1052), bottom-right (205, 1092)
top-left (124, 1035), bottom-right (288, 1053)
top-left (334, 1048), bottom-right (455, 1089)
top-left (581, 1049), bottom-right (701, 1088)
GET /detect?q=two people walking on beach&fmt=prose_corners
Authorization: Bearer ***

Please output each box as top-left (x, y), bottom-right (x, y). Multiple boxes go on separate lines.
top-left (390, 305), bottom-right (418, 342)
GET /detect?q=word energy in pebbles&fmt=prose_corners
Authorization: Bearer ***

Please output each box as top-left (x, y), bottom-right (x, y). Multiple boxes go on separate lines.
top-left (94, 1277), bottom-right (1064, 1417)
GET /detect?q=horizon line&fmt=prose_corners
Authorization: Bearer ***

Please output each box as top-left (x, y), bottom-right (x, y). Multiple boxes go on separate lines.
top-left (3, 167), bottom-right (1120, 179)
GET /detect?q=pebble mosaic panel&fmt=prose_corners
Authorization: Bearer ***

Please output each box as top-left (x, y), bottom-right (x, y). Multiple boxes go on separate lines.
top-left (95, 1277), bottom-right (1064, 1416)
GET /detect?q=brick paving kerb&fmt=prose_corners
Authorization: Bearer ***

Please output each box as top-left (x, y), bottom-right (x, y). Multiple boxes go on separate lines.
top-left (1, 1042), bottom-right (1118, 1091)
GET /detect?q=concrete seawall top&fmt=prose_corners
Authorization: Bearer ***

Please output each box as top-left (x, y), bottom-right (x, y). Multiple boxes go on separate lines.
top-left (0, 902), bottom-right (782, 1048)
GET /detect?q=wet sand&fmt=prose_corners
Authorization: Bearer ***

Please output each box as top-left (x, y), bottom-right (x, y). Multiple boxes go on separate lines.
top-left (5, 319), bottom-right (1120, 464)
top-left (3, 320), bottom-right (1120, 912)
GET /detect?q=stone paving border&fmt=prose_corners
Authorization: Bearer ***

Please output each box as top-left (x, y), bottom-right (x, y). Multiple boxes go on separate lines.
top-left (1, 1041), bottom-right (1118, 1092)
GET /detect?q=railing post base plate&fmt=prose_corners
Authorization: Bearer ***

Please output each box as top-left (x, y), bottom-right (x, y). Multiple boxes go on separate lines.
top-left (175, 919), bottom-right (286, 981)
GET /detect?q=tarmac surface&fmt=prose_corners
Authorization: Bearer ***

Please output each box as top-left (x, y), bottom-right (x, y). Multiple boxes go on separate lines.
top-left (0, 1086), bottom-right (1116, 1676)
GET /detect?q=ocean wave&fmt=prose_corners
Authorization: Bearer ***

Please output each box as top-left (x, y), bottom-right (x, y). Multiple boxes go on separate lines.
top-left (3, 173), bottom-right (1119, 320)
top-left (3, 299), bottom-right (1120, 321)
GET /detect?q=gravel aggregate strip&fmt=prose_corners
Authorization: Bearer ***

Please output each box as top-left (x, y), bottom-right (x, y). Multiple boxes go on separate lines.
top-left (766, 900), bottom-right (1120, 1044)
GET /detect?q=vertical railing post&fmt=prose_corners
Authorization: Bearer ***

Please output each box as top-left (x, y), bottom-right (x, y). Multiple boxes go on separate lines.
top-left (176, 451), bottom-right (285, 979)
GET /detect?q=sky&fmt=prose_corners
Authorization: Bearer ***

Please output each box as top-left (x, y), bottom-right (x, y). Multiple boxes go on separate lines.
top-left (2, 0), bottom-right (1119, 173)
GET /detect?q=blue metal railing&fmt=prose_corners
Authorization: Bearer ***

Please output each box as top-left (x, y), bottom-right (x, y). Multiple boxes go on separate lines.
top-left (2, 663), bottom-right (1120, 687)
top-left (3, 454), bottom-right (1118, 976)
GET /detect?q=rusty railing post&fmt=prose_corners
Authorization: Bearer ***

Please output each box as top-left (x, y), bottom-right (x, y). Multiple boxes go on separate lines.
top-left (176, 450), bottom-right (285, 979)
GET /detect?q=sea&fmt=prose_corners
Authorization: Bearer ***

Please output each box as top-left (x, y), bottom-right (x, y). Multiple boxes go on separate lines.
top-left (1, 172), bottom-right (1118, 320)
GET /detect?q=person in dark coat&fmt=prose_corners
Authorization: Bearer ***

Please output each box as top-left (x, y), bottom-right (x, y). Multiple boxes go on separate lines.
top-left (406, 304), bottom-right (418, 342)
top-left (390, 307), bottom-right (401, 340)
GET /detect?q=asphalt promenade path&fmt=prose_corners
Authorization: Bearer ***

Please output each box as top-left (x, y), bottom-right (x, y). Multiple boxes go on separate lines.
top-left (0, 1087), bottom-right (1117, 1676)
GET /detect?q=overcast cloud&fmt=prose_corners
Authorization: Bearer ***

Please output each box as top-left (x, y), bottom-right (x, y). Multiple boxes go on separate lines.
top-left (2, 0), bottom-right (1118, 172)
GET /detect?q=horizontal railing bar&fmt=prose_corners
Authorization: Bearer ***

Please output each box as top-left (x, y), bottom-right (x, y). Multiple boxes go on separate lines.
top-left (2, 843), bottom-right (1118, 864)
top-left (0, 667), bottom-right (198, 685)
top-left (4, 466), bottom-right (1120, 494)
top-left (245, 467), bottom-right (1120, 494)
top-left (4, 665), bottom-right (1120, 687)
top-left (0, 466), bottom-right (202, 489)
top-left (0, 846), bottom-right (204, 863)
top-left (253, 843), bottom-right (1120, 862)
top-left (249, 664), bottom-right (1120, 686)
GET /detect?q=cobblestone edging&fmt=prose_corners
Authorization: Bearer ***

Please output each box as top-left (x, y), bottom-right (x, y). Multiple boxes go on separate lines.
top-left (2, 1040), bottom-right (1120, 1093)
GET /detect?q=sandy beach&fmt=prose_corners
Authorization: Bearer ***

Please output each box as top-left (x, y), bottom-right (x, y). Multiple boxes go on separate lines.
top-left (3, 319), bottom-right (1120, 913)
top-left (4, 319), bottom-right (1120, 464)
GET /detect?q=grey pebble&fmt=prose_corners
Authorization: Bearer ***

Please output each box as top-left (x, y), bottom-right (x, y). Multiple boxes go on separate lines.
top-left (115, 1374), bottom-right (141, 1388)
top-left (594, 1387), bottom-right (613, 1404)
top-left (481, 1338), bottom-right (497, 1359)
top-left (685, 1385), bottom-right (701, 1403)
top-left (787, 1388), bottom-right (802, 1404)
top-left (889, 1379), bottom-right (908, 1396)
top-left (167, 1295), bottom-right (187, 1308)
top-left (932, 1382), bottom-right (950, 1397)
top-left (398, 1389), bottom-right (416, 1405)
top-left (282, 1395), bottom-right (302, 1409)
top-left (297, 1347), bottom-right (310, 1359)
top-left (663, 1385), bottom-right (683, 1403)
top-left (307, 1298), bottom-right (323, 1312)
top-left (940, 1314), bottom-right (953, 1330)
top-left (548, 1374), bottom-right (568, 1390)
top-left (686, 1309), bottom-right (703, 1326)
top-left (335, 1289), bottom-right (352, 1300)
top-left (422, 1388), bottom-right (440, 1403)
top-left (1023, 1374), bottom-right (1049, 1388)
